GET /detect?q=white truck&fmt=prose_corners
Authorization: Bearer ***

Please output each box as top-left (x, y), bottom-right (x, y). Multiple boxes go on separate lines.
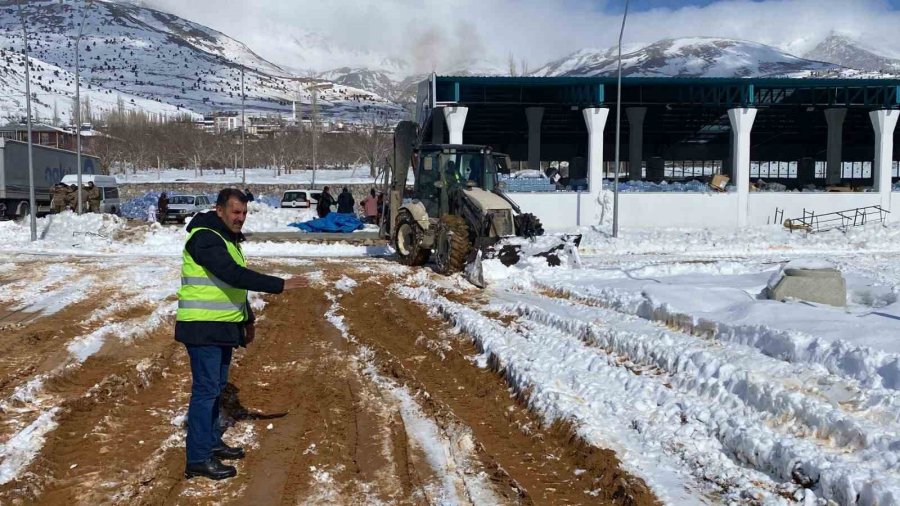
top-left (0, 137), bottom-right (102, 219)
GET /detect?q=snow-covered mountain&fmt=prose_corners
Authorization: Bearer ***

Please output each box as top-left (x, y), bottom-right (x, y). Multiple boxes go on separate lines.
top-left (532, 37), bottom-right (851, 78)
top-left (319, 59), bottom-right (510, 108)
top-left (0, 46), bottom-right (191, 123)
top-left (804, 34), bottom-right (900, 75)
top-left (0, 0), bottom-right (403, 123)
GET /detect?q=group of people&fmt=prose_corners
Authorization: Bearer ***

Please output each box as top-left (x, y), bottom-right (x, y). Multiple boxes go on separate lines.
top-left (50, 181), bottom-right (101, 213)
top-left (315, 186), bottom-right (383, 224)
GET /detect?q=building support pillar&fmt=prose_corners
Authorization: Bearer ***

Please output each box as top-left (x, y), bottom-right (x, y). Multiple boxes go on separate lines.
top-left (583, 108), bottom-right (609, 192)
top-left (728, 107), bottom-right (757, 228)
top-left (870, 109), bottom-right (899, 211)
top-left (443, 106), bottom-right (468, 145)
top-left (626, 107), bottom-right (646, 181)
top-left (525, 107), bottom-right (544, 171)
top-left (824, 108), bottom-right (847, 185)
top-left (431, 106), bottom-right (445, 144)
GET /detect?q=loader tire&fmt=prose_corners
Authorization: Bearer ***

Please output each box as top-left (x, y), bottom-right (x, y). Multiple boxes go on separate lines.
top-left (393, 211), bottom-right (430, 266)
top-left (433, 215), bottom-right (471, 275)
top-left (515, 213), bottom-right (544, 238)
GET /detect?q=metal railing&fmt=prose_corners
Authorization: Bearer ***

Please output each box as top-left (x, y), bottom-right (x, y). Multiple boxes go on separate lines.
top-left (783, 205), bottom-right (890, 233)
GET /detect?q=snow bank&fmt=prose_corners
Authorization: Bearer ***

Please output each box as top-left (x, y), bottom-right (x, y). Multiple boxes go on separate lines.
top-left (0, 209), bottom-right (388, 258)
top-left (116, 167), bottom-right (382, 185)
top-left (576, 222), bottom-right (900, 257)
top-left (395, 279), bottom-right (900, 504)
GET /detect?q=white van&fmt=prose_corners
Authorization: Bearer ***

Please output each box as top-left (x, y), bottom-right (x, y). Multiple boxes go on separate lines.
top-left (60, 174), bottom-right (121, 214)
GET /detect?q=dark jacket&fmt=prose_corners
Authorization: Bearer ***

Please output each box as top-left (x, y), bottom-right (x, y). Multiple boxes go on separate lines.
top-left (174, 211), bottom-right (284, 347)
top-left (244, 190), bottom-right (255, 202)
top-left (316, 191), bottom-right (334, 217)
top-left (337, 190), bottom-right (355, 214)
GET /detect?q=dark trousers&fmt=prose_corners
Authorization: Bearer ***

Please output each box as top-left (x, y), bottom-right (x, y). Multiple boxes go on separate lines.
top-left (184, 344), bottom-right (233, 464)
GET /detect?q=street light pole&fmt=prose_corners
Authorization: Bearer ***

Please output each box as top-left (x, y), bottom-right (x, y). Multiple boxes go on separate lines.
top-left (240, 67), bottom-right (246, 185)
top-left (612, 0), bottom-right (630, 238)
top-left (74, 0), bottom-right (94, 215)
top-left (311, 86), bottom-right (319, 188)
top-left (16, 0), bottom-right (36, 241)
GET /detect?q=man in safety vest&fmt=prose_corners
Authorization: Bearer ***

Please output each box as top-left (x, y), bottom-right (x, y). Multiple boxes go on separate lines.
top-left (176, 188), bottom-right (306, 480)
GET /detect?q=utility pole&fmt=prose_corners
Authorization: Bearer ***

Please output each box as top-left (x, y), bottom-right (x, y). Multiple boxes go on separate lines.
top-left (17, 0), bottom-right (36, 241)
top-left (311, 86), bottom-right (318, 188)
top-left (74, 0), bottom-right (94, 215)
top-left (240, 67), bottom-right (246, 185)
top-left (612, 0), bottom-right (630, 238)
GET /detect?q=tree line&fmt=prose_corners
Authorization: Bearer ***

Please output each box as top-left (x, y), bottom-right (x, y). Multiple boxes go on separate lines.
top-left (89, 108), bottom-right (394, 179)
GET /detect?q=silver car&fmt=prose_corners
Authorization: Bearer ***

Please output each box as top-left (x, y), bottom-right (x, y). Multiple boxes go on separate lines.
top-left (165, 195), bottom-right (213, 223)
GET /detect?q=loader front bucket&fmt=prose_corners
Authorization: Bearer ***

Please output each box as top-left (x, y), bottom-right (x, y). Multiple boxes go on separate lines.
top-left (463, 234), bottom-right (583, 288)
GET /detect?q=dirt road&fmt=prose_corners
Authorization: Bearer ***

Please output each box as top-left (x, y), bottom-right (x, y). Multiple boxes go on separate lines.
top-left (0, 257), bottom-right (656, 505)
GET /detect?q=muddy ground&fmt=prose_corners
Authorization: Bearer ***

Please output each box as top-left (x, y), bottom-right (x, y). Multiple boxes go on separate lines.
top-left (0, 258), bottom-right (657, 505)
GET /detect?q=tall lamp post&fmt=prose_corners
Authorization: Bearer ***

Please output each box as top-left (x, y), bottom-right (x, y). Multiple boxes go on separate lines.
top-left (612, 0), bottom-right (630, 238)
top-left (74, 0), bottom-right (94, 215)
top-left (16, 0), bottom-right (36, 241)
top-left (240, 67), bottom-right (246, 185)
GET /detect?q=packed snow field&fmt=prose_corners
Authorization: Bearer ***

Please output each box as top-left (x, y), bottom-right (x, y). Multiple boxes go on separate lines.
top-left (1, 206), bottom-right (900, 504)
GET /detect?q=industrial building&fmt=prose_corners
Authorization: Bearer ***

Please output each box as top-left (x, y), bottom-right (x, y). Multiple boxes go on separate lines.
top-left (414, 75), bottom-right (900, 228)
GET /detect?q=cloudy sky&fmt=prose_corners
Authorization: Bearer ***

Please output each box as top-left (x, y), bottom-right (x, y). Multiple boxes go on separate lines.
top-left (137, 0), bottom-right (900, 74)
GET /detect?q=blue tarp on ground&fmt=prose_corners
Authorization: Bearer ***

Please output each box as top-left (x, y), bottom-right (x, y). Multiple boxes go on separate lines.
top-left (288, 212), bottom-right (364, 233)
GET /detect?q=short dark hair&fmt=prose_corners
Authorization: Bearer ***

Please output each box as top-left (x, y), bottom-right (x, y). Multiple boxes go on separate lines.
top-left (216, 188), bottom-right (249, 207)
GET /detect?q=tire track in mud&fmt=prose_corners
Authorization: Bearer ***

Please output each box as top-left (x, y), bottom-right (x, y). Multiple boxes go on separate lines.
top-left (155, 277), bottom-right (440, 505)
top-left (0, 318), bottom-right (186, 504)
top-left (333, 269), bottom-right (659, 506)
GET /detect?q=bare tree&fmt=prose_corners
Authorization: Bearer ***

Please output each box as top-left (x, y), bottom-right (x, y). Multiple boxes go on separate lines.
top-left (352, 113), bottom-right (392, 178)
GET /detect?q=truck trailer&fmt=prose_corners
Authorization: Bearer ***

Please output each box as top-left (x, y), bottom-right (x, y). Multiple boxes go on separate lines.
top-left (0, 137), bottom-right (101, 219)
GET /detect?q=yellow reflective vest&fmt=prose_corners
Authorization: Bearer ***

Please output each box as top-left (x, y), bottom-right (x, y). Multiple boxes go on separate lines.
top-left (176, 227), bottom-right (248, 323)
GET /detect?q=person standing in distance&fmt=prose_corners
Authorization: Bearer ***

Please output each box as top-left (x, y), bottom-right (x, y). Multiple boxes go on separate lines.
top-left (176, 188), bottom-right (307, 480)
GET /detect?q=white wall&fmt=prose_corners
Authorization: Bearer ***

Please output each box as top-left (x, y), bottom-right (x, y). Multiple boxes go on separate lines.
top-left (509, 191), bottom-right (900, 230)
top-left (619, 193), bottom-right (739, 229)
top-left (511, 192), bottom-right (586, 229)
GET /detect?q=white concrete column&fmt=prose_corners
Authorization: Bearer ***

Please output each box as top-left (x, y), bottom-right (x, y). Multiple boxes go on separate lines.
top-left (870, 109), bottom-right (899, 210)
top-left (626, 107), bottom-right (647, 181)
top-left (431, 106), bottom-right (445, 144)
top-left (525, 107), bottom-right (544, 171)
top-left (824, 108), bottom-right (847, 185)
top-left (443, 106), bottom-right (468, 145)
top-left (728, 107), bottom-right (757, 228)
top-left (583, 108), bottom-right (609, 191)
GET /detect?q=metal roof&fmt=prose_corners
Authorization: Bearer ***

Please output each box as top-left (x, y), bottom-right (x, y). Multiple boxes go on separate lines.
top-left (434, 75), bottom-right (900, 87)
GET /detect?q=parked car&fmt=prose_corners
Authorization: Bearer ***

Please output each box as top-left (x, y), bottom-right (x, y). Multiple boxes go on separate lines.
top-left (165, 194), bottom-right (212, 223)
top-left (281, 190), bottom-right (311, 209)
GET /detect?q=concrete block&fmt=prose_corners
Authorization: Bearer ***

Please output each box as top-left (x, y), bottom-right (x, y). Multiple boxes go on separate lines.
top-left (770, 268), bottom-right (846, 307)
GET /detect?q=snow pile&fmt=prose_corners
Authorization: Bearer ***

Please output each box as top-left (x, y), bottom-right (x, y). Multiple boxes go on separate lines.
top-left (0, 210), bottom-right (388, 258)
top-left (396, 275), bottom-right (900, 504)
top-left (117, 168), bottom-right (383, 185)
top-left (765, 258), bottom-right (838, 292)
top-left (242, 202), bottom-right (316, 233)
top-left (576, 222), bottom-right (900, 257)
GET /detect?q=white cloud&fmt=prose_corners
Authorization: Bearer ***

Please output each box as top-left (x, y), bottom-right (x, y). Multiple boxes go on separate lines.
top-left (135, 0), bottom-right (900, 73)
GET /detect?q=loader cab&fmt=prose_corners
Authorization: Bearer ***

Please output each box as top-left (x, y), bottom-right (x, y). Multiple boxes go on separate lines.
top-left (412, 145), bottom-right (498, 216)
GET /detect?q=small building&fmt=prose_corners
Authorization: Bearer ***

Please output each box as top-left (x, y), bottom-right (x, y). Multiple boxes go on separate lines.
top-left (0, 123), bottom-right (78, 151)
top-left (415, 75), bottom-right (900, 229)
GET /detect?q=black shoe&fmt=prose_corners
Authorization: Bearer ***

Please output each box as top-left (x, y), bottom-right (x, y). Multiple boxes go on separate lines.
top-left (184, 457), bottom-right (237, 480)
top-left (212, 442), bottom-right (245, 460)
